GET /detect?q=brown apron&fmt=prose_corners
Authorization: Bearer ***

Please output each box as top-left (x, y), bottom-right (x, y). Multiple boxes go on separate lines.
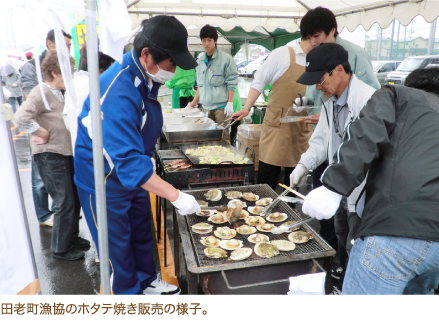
top-left (259, 47), bottom-right (313, 167)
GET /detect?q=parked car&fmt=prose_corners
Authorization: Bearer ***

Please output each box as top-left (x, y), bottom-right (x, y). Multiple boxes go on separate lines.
top-left (235, 59), bottom-right (254, 69)
top-left (385, 55), bottom-right (439, 85)
top-left (372, 60), bottom-right (402, 86)
top-left (238, 55), bottom-right (269, 77)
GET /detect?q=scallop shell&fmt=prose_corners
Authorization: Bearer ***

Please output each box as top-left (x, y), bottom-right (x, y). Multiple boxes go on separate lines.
top-left (196, 209), bottom-right (215, 217)
top-left (200, 236), bottom-right (220, 247)
top-left (242, 193), bottom-right (260, 201)
top-left (248, 206), bottom-right (265, 215)
top-left (204, 247), bottom-right (228, 259)
top-left (219, 239), bottom-right (244, 250)
top-left (213, 227), bottom-right (237, 240)
top-left (256, 198), bottom-right (273, 206)
top-left (236, 224), bottom-right (257, 235)
top-left (239, 210), bottom-right (250, 220)
top-left (244, 216), bottom-right (266, 227)
top-left (191, 222), bottom-right (213, 234)
top-left (266, 212), bottom-right (288, 223)
top-left (230, 248), bottom-right (253, 261)
top-left (256, 223), bottom-right (275, 232)
top-left (288, 231), bottom-right (314, 244)
top-left (204, 189), bottom-right (222, 201)
top-left (197, 200), bottom-right (208, 207)
top-left (248, 233), bottom-right (270, 244)
top-left (228, 199), bottom-right (247, 208)
top-left (254, 242), bottom-right (279, 258)
top-left (225, 191), bottom-right (243, 199)
top-left (270, 240), bottom-right (296, 251)
top-left (281, 221), bottom-right (301, 232)
top-left (207, 214), bottom-right (227, 224)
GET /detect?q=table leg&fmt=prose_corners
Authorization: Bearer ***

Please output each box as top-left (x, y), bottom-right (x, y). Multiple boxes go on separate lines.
top-left (164, 199), bottom-right (167, 267)
top-left (187, 271), bottom-right (198, 295)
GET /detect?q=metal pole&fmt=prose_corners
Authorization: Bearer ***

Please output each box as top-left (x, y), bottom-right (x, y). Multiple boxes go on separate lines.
top-left (377, 25), bottom-right (382, 60)
top-left (85, 0), bottom-right (111, 295)
top-left (389, 20), bottom-right (395, 60)
top-left (428, 19), bottom-right (436, 54)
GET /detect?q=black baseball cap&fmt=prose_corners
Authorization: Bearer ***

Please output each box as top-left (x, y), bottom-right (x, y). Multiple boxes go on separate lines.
top-left (297, 43), bottom-right (348, 85)
top-left (142, 15), bottom-right (197, 70)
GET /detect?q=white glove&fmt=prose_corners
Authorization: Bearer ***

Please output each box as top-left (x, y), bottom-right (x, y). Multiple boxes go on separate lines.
top-left (290, 163), bottom-right (309, 187)
top-left (150, 156), bottom-right (156, 173)
top-left (302, 186), bottom-right (343, 220)
top-left (224, 102), bottom-right (234, 117)
top-left (172, 190), bottom-right (201, 215)
top-left (184, 103), bottom-right (196, 111)
top-left (293, 96), bottom-right (308, 113)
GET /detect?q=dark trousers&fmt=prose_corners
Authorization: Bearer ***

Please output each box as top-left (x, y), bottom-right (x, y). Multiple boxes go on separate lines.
top-left (77, 187), bottom-right (157, 294)
top-left (179, 96), bottom-right (192, 109)
top-left (34, 153), bottom-right (81, 254)
top-left (258, 160), bottom-right (294, 191)
top-left (31, 157), bottom-right (54, 223)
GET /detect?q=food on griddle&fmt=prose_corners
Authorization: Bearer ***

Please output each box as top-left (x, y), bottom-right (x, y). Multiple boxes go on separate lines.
top-left (213, 227), bottom-right (236, 239)
top-left (196, 209), bottom-right (214, 217)
top-left (248, 206), bottom-right (265, 215)
top-left (200, 236), bottom-right (220, 247)
top-left (204, 189), bottom-right (222, 201)
top-left (219, 239), bottom-right (243, 250)
top-left (228, 199), bottom-right (247, 208)
top-left (208, 214), bottom-right (227, 224)
top-left (225, 191), bottom-right (243, 199)
top-left (230, 248), bottom-right (253, 261)
top-left (256, 223), bottom-right (275, 232)
top-left (254, 242), bottom-right (280, 258)
top-left (191, 222), bottom-right (213, 234)
top-left (224, 199), bottom-right (243, 225)
top-left (236, 224), bottom-right (256, 235)
top-left (197, 200), bottom-right (208, 207)
top-left (270, 240), bottom-right (296, 251)
top-left (288, 231), bottom-right (314, 244)
top-left (245, 216), bottom-right (265, 227)
top-left (281, 221), bottom-right (301, 232)
top-left (163, 159), bottom-right (192, 171)
top-left (204, 247), bottom-right (228, 259)
top-left (256, 198), bottom-right (273, 206)
top-left (266, 212), bottom-right (288, 223)
top-left (248, 233), bottom-right (269, 244)
top-left (185, 145), bottom-right (249, 164)
top-left (242, 192), bottom-right (260, 201)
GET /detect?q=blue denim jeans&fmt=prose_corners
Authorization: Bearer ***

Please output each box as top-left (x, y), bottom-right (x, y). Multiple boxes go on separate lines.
top-left (34, 153), bottom-right (81, 254)
top-left (9, 96), bottom-right (22, 113)
top-left (31, 157), bottom-right (54, 223)
top-left (343, 236), bottom-right (439, 294)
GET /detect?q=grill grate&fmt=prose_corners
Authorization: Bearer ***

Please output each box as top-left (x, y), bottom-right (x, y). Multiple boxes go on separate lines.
top-left (184, 184), bottom-right (333, 269)
top-left (157, 149), bottom-right (185, 160)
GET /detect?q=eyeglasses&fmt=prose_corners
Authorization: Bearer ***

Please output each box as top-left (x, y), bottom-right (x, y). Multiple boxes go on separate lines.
top-left (316, 69), bottom-right (334, 87)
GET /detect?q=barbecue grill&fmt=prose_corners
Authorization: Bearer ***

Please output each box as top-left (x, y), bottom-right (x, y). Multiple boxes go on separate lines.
top-left (173, 184), bottom-right (336, 294)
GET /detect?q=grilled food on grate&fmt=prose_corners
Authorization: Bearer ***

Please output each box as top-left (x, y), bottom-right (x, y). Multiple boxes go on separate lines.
top-left (254, 242), bottom-right (280, 258)
top-left (225, 191), bottom-right (243, 199)
top-left (245, 216), bottom-right (265, 227)
top-left (236, 225), bottom-right (257, 235)
top-left (197, 200), bottom-right (209, 207)
top-left (214, 227), bottom-right (237, 239)
top-left (185, 145), bottom-right (249, 164)
top-left (230, 247), bottom-right (253, 261)
top-left (248, 206), bottom-right (265, 215)
top-left (288, 231), bottom-right (314, 243)
top-left (204, 247), bottom-right (228, 259)
top-left (224, 199), bottom-right (243, 225)
top-left (196, 209), bottom-right (214, 217)
top-left (248, 233), bottom-right (269, 244)
top-left (266, 212), bottom-right (288, 222)
top-left (242, 192), bottom-right (260, 201)
top-left (256, 223), bottom-right (275, 233)
top-left (219, 239), bottom-right (244, 250)
top-left (192, 222), bottom-right (213, 234)
top-left (208, 214), bottom-right (227, 224)
top-left (204, 189), bottom-right (222, 201)
top-left (270, 240), bottom-right (296, 251)
top-left (200, 236), bottom-right (220, 247)
top-left (256, 197), bottom-right (273, 206)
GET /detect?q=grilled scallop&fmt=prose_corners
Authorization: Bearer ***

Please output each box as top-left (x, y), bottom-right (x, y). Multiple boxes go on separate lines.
top-left (248, 233), bottom-right (269, 244)
top-left (207, 214), bottom-right (227, 224)
top-left (254, 242), bottom-right (279, 258)
top-left (281, 221), bottom-right (301, 232)
top-left (288, 231), bottom-right (314, 243)
top-left (219, 239), bottom-right (244, 250)
top-left (256, 223), bottom-right (275, 232)
top-left (225, 191), bottom-right (243, 199)
top-left (214, 227), bottom-right (237, 239)
top-left (230, 248), bottom-right (253, 261)
top-left (236, 224), bottom-right (257, 235)
top-left (196, 209), bottom-right (215, 217)
top-left (242, 192), bottom-right (260, 201)
top-left (204, 247), bottom-right (228, 259)
top-left (266, 212), bottom-right (288, 222)
top-left (197, 200), bottom-right (209, 207)
top-left (191, 222), bottom-right (213, 234)
top-left (204, 189), bottom-right (222, 201)
top-left (256, 198), bottom-right (273, 206)
top-left (270, 240), bottom-right (296, 251)
top-left (200, 236), bottom-right (220, 247)
top-left (248, 206), bottom-right (265, 215)
top-left (239, 210), bottom-right (250, 220)
top-left (245, 216), bottom-right (265, 227)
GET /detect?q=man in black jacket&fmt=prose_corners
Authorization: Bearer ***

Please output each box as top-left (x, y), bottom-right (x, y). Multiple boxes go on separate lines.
top-left (301, 68), bottom-right (439, 294)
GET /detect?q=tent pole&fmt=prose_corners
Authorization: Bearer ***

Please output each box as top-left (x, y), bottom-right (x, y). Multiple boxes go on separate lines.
top-left (85, 0), bottom-right (111, 295)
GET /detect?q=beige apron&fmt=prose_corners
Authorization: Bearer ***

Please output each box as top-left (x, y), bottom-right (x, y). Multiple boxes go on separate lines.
top-left (259, 47), bottom-right (313, 167)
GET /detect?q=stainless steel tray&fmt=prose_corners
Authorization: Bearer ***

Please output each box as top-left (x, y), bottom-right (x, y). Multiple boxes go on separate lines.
top-left (163, 117), bottom-right (214, 125)
top-left (162, 110), bottom-right (205, 118)
top-left (163, 124), bottom-right (225, 144)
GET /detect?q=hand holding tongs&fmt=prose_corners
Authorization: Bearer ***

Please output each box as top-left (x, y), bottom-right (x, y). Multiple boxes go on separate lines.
top-left (270, 183), bottom-right (316, 234)
top-left (216, 116), bottom-right (239, 129)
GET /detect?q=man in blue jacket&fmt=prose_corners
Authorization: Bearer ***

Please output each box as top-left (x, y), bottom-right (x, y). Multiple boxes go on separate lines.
top-left (74, 16), bottom-right (201, 295)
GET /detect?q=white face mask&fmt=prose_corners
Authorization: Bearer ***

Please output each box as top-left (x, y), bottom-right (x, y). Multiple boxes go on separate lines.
top-left (144, 62), bottom-right (175, 84)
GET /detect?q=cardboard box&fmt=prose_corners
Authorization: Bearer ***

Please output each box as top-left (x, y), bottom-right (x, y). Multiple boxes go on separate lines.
top-left (237, 124), bottom-right (263, 171)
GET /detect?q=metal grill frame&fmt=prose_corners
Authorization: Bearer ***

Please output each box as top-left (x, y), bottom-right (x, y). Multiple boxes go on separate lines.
top-left (177, 184), bottom-right (336, 274)
top-left (157, 149), bottom-right (185, 160)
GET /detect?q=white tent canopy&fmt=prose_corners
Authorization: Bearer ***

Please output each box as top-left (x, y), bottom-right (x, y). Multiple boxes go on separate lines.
top-left (127, 0), bottom-right (439, 33)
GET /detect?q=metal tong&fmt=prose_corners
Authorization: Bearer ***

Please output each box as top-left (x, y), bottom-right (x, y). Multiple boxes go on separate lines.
top-left (270, 183), bottom-right (316, 234)
top-left (216, 116), bottom-right (239, 130)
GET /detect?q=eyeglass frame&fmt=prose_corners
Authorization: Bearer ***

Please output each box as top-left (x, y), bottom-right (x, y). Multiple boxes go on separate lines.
top-left (316, 69), bottom-right (335, 87)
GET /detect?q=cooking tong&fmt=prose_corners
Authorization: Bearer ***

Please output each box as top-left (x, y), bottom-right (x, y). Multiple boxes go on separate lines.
top-left (216, 116), bottom-right (239, 129)
top-left (269, 183), bottom-right (316, 234)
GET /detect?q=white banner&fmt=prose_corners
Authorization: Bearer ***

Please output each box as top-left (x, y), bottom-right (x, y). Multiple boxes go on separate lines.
top-left (0, 120), bottom-right (38, 294)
